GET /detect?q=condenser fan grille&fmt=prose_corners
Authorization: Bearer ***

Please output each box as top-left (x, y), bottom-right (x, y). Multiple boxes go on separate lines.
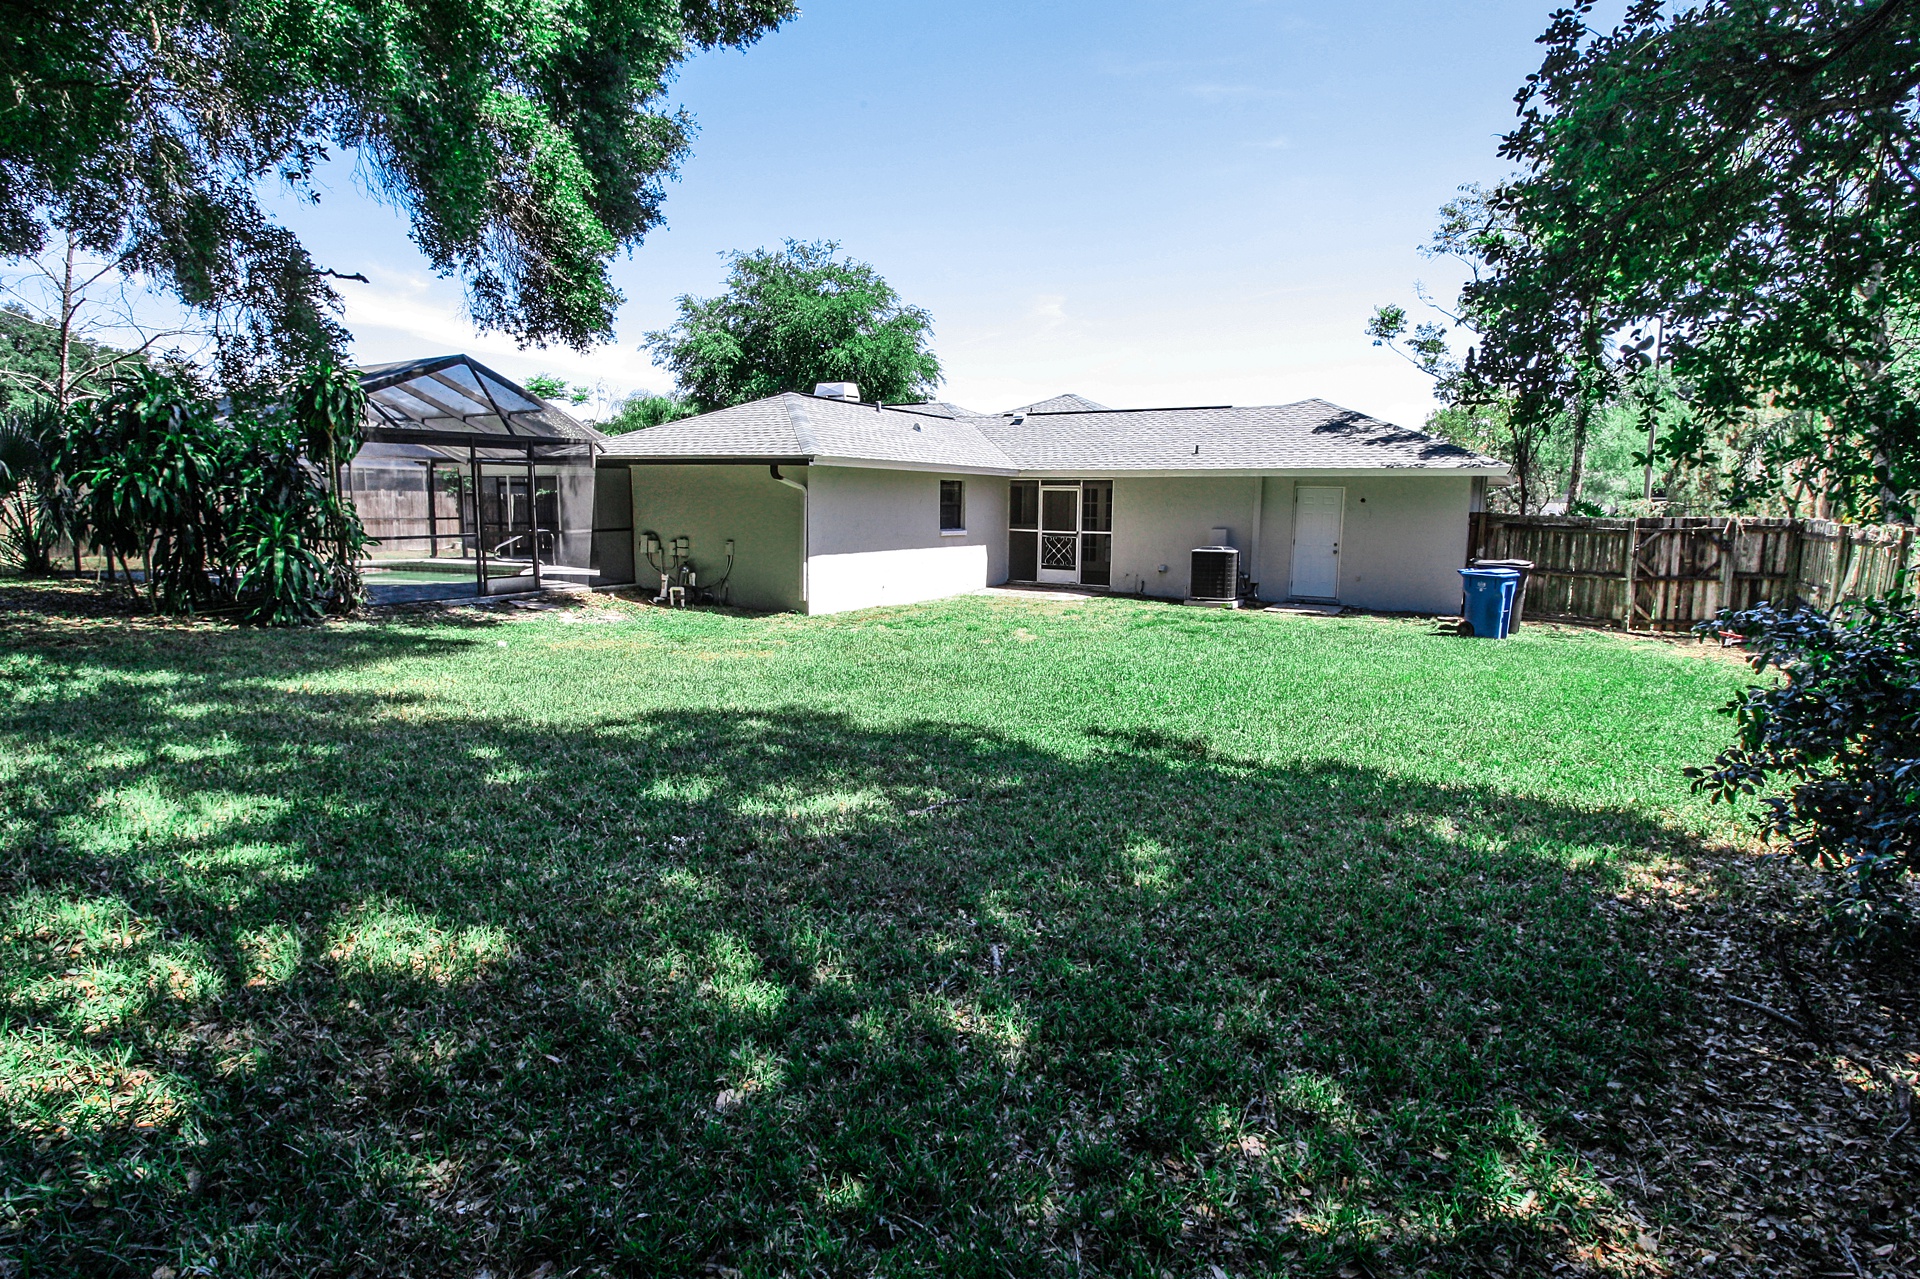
top-left (1189, 547), bottom-right (1238, 601)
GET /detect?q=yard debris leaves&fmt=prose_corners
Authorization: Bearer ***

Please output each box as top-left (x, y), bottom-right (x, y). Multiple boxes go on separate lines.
top-left (1580, 849), bottom-right (1920, 1278)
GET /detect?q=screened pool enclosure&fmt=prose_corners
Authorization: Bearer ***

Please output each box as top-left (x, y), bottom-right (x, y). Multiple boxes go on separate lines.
top-left (346, 356), bottom-right (620, 603)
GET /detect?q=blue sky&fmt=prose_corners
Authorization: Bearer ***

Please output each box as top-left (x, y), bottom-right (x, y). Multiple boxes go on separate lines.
top-left (274, 1), bottom-right (1563, 426)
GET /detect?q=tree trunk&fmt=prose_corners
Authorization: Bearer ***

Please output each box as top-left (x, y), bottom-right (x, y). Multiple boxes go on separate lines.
top-left (1564, 397), bottom-right (1592, 513)
top-left (1858, 264), bottom-right (1907, 524)
top-left (55, 236), bottom-right (75, 412)
top-left (1870, 410), bottom-right (1906, 524)
top-left (1516, 439), bottom-right (1534, 515)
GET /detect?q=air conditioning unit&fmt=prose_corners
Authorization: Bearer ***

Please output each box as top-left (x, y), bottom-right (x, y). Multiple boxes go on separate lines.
top-left (1187, 546), bottom-right (1240, 607)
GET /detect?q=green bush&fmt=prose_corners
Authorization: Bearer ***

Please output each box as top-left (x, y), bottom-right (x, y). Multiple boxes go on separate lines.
top-left (602, 391), bottom-right (696, 434)
top-left (55, 362), bottom-right (371, 623)
top-left (0, 402), bottom-right (74, 575)
top-left (1688, 601), bottom-right (1920, 948)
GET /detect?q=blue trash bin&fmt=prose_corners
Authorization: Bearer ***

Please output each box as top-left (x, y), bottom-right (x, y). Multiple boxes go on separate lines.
top-left (1458, 567), bottom-right (1520, 639)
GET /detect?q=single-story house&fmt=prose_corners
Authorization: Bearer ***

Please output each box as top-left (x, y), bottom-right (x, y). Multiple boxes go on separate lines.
top-left (593, 385), bottom-right (1508, 615)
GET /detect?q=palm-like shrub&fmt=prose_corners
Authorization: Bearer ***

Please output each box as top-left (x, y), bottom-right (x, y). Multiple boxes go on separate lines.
top-left (0, 402), bottom-right (74, 575)
top-left (286, 358), bottom-right (372, 613)
top-left (71, 369), bottom-right (228, 612)
top-left (59, 363), bottom-right (373, 622)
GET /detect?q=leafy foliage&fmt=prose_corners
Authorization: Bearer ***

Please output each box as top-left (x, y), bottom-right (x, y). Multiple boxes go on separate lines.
top-left (0, 401), bottom-right (76, 573)
top-left (286, 359), bottom-right (372, 613)
top-left (229, 441), bottom-right (338, 627)
top-left (1371, 184), bottom-right (1619, 515)
top-left (645, 240), bottom-right (942, 411)
top-left (59, 364), bottom-right (369, 622)
top-left (1689, 601), bottom-right (1920, 947)
top-left (0, 1), bottom-right (796, 384)
top-left (1484, 0), bottom-right (1920, 522)
top-left (70, 370), bottom-right (228, 612)
top-left (523, 374), bottom-right (592, 406)
top-left (0, 305), bottom-right (141, 414)
top-left (601, 390), bottom-right (697, 433)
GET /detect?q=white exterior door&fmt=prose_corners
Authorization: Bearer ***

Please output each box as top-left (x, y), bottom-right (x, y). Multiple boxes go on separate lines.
top-left (1037, 485), bottom-right (1080, 583)
top-left (1290, 485), bottom-right (1344, 600)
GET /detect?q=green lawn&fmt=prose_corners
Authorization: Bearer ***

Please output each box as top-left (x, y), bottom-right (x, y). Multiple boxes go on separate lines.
top-left (0, 590), bottom-right (1759, 1276)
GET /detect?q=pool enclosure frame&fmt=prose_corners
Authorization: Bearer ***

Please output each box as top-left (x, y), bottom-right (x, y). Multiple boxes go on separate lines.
top-left (350, 355), bottom-right (607, 599)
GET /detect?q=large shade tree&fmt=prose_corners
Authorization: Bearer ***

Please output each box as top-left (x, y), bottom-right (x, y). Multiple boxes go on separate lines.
top-left (645, 240), bottom-right (942, 411)
top-left (0, 0), bottom-right (796, 387)
top-left (1369, 184), bottom-right (1615, 516)
top-left (1483, 0), bottom-right (1920, 522)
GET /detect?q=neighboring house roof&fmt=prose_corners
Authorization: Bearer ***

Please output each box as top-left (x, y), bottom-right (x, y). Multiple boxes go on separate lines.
top-left (891, 400), bottom-right (986, 419)
top-left (597, 390), bottom-right (1507, 476)
top-left (1013, 392), bottom-right (1109, 414)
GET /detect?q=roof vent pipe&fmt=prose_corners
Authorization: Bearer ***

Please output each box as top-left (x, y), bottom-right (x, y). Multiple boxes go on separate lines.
top-left (814, 382), bottom-right (860, 401)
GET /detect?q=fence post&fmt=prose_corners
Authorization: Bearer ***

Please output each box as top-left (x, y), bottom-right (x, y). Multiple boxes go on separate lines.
top-left (1719, 517), bottom-right (1739, 617)
top-left (1790, 522), bottom-right (1812, 608)
top-left (1621, 519), bottom-right (1638, 631)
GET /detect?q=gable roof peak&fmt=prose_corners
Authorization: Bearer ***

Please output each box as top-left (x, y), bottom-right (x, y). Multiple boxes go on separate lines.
top-left (1010, 392), bottom-right (1110, 415)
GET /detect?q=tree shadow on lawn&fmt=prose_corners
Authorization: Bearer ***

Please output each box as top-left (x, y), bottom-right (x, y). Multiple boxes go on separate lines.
top-left (0, 623), bottom-right (1699, 1277)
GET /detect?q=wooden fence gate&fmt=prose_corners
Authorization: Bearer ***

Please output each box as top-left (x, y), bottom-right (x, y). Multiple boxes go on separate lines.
top-left (1468, 514), bottom-right (1919, 632)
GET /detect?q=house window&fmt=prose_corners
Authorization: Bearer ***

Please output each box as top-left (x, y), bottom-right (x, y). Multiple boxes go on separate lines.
top-left (940, 479), bottom-right (966, 532)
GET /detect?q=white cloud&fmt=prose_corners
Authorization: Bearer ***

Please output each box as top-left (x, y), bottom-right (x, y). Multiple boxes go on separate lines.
top-left (337, 266), bottom-right (669, 419)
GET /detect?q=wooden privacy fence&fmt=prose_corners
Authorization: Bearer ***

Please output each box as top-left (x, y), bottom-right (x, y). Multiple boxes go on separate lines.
top-left (1467, 514), bottom-right (1920, 633)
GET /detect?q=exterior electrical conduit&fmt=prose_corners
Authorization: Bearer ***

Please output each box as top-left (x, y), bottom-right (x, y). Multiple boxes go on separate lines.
top-left (770, 464), bottom-right (808, 608)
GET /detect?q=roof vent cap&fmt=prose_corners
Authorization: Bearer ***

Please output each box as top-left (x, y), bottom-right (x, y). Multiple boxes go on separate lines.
top-left (813, 382), bottom-right (861, 401)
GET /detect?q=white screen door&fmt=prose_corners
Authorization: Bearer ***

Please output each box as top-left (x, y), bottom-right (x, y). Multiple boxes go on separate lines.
top-left (1290, 485), bottom-right (1344, 600)
top-left (1037, 486), bottom-right (1080, 583)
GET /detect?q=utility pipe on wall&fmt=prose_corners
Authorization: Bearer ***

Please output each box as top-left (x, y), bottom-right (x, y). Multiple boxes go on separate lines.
top-left (1249, 476), bottom-right (1264, 597)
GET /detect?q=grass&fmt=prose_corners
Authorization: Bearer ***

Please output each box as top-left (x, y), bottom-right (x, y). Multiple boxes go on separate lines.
top-left (0, 586), bottom-right (1772, 1276)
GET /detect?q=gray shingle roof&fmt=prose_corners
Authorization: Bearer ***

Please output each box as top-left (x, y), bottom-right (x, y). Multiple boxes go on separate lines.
top-left (597, 391), bottom-right (1505, 475)
top-left (596, 393), bottom-right (1018, 470)
top-left (598, 395), bottom-right (805, 459)
top-left (979, 399), bottom-right (1494, 472)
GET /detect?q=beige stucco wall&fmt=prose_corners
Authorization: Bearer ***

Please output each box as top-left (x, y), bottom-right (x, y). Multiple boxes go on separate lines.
top-left (627, 464), bottom-right (804, 611)
top-left (1105, 477), bottom-right (1261, 598)
top-left (1247, 474), bottom-right (1475, 612)
top-left (806, 466), bottom-right (1008, 615)
top-left (623, 463), bottom-right (1470, 616)
top-left (1320, 475), bottom-right (1474, 613)
top-left (1094, 474), bottom-right (1471, 613)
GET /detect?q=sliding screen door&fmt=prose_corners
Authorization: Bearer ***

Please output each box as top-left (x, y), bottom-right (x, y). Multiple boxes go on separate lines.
top-left (1038, 485), bottom-right (1080, 583)
top-left (1008, 481), bottom-right (1039, 581)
